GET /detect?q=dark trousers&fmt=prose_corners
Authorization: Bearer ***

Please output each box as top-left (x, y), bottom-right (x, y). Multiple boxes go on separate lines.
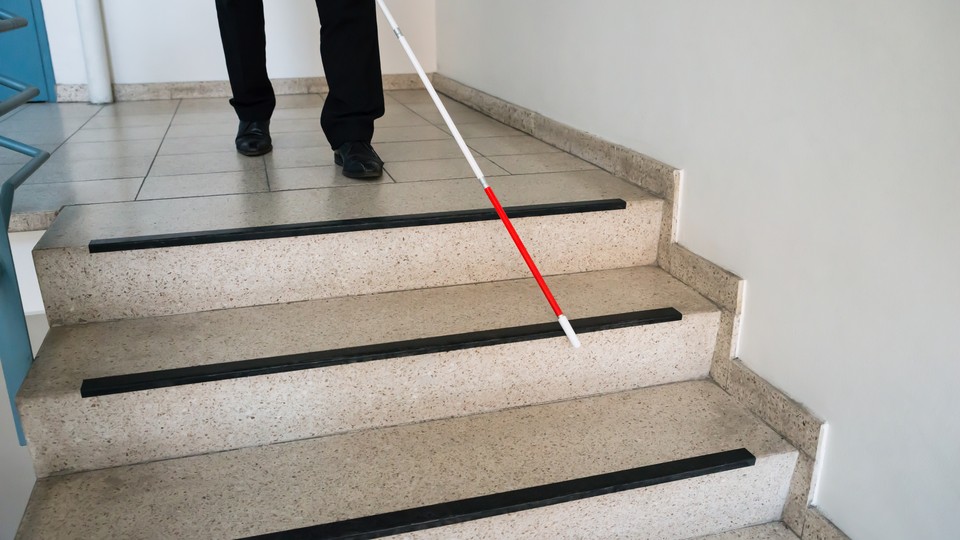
top-left (215, 0), bottom-right (385, 149)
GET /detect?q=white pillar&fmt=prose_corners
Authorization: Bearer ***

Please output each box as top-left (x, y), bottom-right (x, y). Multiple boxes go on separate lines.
top-left (75, 0), bottom-right (113, 104)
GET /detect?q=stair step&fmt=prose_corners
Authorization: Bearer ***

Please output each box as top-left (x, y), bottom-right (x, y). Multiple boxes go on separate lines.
top-left (695, 523), bottom-right (799, 539)
top-left (34, 170), bottom-right (662, 325)
top-left (16, 381), bottom-right (797, 540)
top-left (79, 307), bottom-right (683, 397)
top-left (18, 266), bottom-right (720, 476)
top-left (87, 198), bottom-right (628, 253)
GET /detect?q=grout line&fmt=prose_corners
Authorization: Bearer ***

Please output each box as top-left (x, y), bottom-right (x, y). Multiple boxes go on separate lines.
top-left (136, 99), bottom-right (183, 200)
top-left (42, 104), bottom-right (105, 155)
top-left (89, 173), bottom-right (645, 206)
top-left (0, 105), bottom-right (27, 124)
top-left (18, 160), bottom-right (614, 202)
top-left (263, 159), bottom-right (272, 191)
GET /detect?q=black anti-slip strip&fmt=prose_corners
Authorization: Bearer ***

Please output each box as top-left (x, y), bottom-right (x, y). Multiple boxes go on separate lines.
top-left (87, 199), bottom-right (628, 253)
top-left (244, 448), bottom-right (756, 540)
top-left (80, 307), bottom-right (681, 397)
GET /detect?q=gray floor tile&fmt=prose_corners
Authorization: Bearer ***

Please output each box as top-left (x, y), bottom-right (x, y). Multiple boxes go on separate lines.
top-left (384, 103), bottom-right (416, 113)
top-left (8, 103), bottom-right (102, 118)
top-left (53, 139), bottom-right (162, 160)
top-left (25, 155), bottom-right (154, 183)
top-left (271, 131), bottom-right (329, 150)
top-left (158, 135), bottom-right (235, 156)
top-left (139, 170), bottom-right (268, 200)
top-left (0, 151), bottom-right (28, 166)
top-left (375, 107), bottom-right (432, 128)
top-left (175, 98), bottom-right (235, 114)
top-left (0, 108), bottom-right (24, 123)
top-left (275, 94), bottom-right (325, 109)
top-left (11, 177), bottom-right (142, 214)
top-left (150, 151), bottom-right (265, 177)
top-left (270, 118), bottom-right (323, 133)
top-left (372, 125), bottom-right (450, 143)
top-left (384, 156), bottom-right (508, 182)
top-left (440, 122), bottom-right (522, 138)
top-left (376, 140), bottom-right (467, 162)
top-left (0, 163), bottom-right (22, 179)
top-left (0, 125), bottom-right (79, 145)
top-left (409, 105), bottom-right (493, 126)
top-left (0, 144), bottom-right (56, 165)
top-left (271, 107), bottom-right (323, 120)
top-left (267, 165), bottom-right (391, 190)
top-left (466, 135), bottom-right (561, 157)
top-left (385, 89), bottom-right (434, 104)
top-left (404, 100), bottom-right (475, 117)
top-left (165, 122), bottom-right (237, 139)
top-left (0, 117), bottom-right (90, 133)
top-left (263, 147), bottom-right (336, 169)
top-left (96, 101), bottom-right (180, 116)
top-left (3, 133), bottom-right (71, 146)
top-left (488, 152), bottom-right (598, 175)
top-left (170, 111), bottom-right (238, 126)
top-left (84, 114), bottom-right (173, 129)
top-left (69, 125), bottom-right (170, 143)
top-left (1, 104), bottom-right (100, 133)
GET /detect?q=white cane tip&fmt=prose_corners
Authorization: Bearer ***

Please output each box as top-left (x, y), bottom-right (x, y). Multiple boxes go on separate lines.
top-left (558, 315), bottom-right (582, 348)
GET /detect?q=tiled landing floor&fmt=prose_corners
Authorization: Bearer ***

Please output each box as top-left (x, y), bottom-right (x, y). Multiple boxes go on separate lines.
top-left (0, 90), bottom-right (597, 232)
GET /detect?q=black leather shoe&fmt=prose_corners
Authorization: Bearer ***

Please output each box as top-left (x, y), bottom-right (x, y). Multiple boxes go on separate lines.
top-left (235, 120), bottom-right (272, 156)
top-left (334, 141), bottom-right (384, 179)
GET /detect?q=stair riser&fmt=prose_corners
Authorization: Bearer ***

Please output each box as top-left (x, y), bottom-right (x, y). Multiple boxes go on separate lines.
top-left (35, 201), bottom-right (661, 325)
top-left (21, 313), bottom-right (718, 476)
top-left (398, 453), bottom-right (796, 540)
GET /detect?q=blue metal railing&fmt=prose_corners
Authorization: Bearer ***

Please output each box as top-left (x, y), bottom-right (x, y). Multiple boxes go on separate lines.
top-left (1, 8), bottom-right (51, 445)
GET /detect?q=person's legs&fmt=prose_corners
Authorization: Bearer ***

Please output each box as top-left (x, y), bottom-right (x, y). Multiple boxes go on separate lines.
top-left (315, 0), bottom-right (385, 149)
top-left (215, 0), bottom-right (274, 155)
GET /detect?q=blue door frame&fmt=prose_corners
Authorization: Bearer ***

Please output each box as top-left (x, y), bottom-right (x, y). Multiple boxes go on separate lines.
top-left (0, 0), bottom-right (56, 102)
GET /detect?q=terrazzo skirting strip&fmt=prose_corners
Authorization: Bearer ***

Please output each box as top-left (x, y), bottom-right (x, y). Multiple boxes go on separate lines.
top-left (56, 74), bottom-right (428, 102)
top-left (80, 308), bottom-right (682, 397)
top-left (246, 448), bottom-right (756, 540)
top-left (87, 199), bottom-right (627, 253)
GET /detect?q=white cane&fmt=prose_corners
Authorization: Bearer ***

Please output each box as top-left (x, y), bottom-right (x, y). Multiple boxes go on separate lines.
top-left (375, 0), bottom-right (581, 348)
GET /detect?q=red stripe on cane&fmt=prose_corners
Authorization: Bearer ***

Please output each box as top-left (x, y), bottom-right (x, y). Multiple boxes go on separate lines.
top-left (484, 186), bottom-right (563, 317)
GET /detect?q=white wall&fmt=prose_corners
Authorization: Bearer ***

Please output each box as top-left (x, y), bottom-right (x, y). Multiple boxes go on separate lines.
top-left (40, 0), bottom-right (436, 85)
top-left (0, 365), bottom-right (34, 540)
top-left (437, 2), bottom-right (959, 539)
top-left (36, 0), bottom-right (86, 84)
top-left (0, 232), bottom-right (46, 540)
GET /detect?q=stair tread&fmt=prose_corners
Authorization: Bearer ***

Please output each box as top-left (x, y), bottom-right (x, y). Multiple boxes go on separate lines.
top-left (36, 170), bottom-right (654, 249)
top-left (18, 380), bottom-right (795, 540)
top-left (21, 266), bottom-right (716, 398)
top-left (694, 523), bottom-right (799, 539)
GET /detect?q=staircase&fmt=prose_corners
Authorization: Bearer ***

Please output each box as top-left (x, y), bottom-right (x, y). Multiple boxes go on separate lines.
top-left (13, 92), bottom-right (799, 539)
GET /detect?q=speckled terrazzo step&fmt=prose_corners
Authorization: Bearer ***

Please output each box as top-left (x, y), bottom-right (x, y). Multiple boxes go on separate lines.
top-left (693, 522), bottom-right (799, 539)
top-left (33, 170), bottom-right (662, 325)
top-left (18, 266), bottom-right (720, 476)
top-left (16, 380), bottom-right (797, 540)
